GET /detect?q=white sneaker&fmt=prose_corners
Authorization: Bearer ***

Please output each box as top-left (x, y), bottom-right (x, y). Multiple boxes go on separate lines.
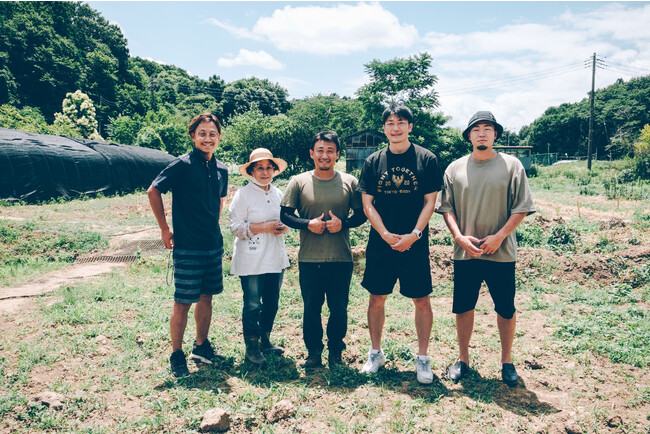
top-left (415, 355), bottom-right (433, 384)
top-left (361, 350), bottom-right (386, 374)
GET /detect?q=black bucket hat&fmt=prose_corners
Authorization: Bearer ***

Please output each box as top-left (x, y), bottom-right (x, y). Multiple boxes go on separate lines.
top-left (462, 111), bottom-right (503, 142)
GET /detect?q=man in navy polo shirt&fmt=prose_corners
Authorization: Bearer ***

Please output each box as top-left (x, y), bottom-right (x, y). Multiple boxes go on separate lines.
top-left (148, 113), bottom-right (229, 378)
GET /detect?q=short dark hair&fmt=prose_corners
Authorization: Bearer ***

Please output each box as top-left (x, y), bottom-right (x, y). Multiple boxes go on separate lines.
top-left (188, 113), bottom-right (222, 136)
top-left (311, 130), bottom-right (340, 152)
top-left (246, 159), bottom-right (279, 176)
top-left (382, 104), bottom-right (413, 124)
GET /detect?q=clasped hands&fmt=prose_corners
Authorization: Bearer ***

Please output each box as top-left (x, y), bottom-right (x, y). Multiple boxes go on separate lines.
top-left (308, 210), bottom-right (342, 234)
top-left (456, 234), bottom-right (504, 257)
top-left (381, 231), bottom-right (418, 252)
top-left (261, 220), bottom-right (289, 236)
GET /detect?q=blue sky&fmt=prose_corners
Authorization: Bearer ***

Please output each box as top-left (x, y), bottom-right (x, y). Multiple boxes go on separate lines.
top-left (87, 1), bottom-right (650, 131)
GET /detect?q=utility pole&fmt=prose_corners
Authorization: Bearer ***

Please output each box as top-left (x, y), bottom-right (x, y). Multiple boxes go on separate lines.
top-left (587, 52), bottom-right (596, 170)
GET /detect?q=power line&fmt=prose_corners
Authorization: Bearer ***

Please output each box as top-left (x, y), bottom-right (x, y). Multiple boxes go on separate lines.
top-left (438, 62), bottom-right (586, 96)
top-left (600, 62), bottom-right (649, 77)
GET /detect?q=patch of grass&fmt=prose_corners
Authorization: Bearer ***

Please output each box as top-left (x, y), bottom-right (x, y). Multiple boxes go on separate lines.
top-left (553, 305), bottom-right (649, 368)
top-left (516, 221), bottom-right (545, 247)
top-left (631, 210), bottom-right (650, 230)
top-left (0, 220), bottom-right (107, 286)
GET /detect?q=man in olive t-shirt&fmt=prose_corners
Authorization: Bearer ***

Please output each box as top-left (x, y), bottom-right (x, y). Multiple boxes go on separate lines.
top-left (436, 111), bottom-right (535, 387)
top-left (280, 131), bottom-right (366, 367)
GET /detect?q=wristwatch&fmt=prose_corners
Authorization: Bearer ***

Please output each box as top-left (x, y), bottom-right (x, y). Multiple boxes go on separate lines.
top-left (412, 229), bottom-right (422, 239)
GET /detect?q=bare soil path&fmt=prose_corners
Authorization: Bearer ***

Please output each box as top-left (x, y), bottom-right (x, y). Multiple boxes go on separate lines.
top-left (0, 227), bottom-right (164, 314)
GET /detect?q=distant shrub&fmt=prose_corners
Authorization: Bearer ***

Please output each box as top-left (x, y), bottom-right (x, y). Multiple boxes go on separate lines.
top-left (526, 165), bottom-right (539, 178)
top-left (135, 126), bottom-right (164, 150)
top-left (579, 185), bottom-right (598, 196)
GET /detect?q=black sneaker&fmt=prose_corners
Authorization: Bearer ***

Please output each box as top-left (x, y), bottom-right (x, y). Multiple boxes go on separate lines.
top-left (170, 350), bottom-right (189, 378)
top-left (190, 340), bottom-right (222, 365)
top-left (448, 360), bottom-right (469, 382)
top-left (502, 363), bottom-right (519, 387)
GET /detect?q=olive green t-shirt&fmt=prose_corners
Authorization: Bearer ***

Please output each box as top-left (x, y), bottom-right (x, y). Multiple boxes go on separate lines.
top-left (281, 171), bottom-right (361, 263)
top-left (436, 153), bottom-right (536, 262)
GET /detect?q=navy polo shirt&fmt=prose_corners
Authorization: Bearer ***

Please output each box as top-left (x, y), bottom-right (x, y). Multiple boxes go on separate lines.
top-left (152, 148), bottom-right (229, 250)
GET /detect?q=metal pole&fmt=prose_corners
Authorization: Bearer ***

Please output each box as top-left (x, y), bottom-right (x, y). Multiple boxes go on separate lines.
top-left (587, 53), bottom-right (596, 170)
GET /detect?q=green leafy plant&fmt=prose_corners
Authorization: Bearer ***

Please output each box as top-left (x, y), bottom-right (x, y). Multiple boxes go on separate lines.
top-left (547, 224), bottom-right (578, 250)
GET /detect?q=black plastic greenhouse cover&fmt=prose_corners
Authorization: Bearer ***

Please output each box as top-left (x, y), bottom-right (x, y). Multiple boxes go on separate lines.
top-left (0, 127), bottom-right (176, 202)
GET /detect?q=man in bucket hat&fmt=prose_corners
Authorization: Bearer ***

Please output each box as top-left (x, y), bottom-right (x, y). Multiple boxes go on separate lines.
top-left (436, 111), bottom-right (536, 386)
top-left (280, 131), bottom-right (366, 367)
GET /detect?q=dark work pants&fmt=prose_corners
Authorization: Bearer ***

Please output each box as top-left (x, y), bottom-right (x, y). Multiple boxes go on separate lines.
top-left (240, 272), bottom-right (283, 338)
top-left (298, 262), bottom-right (353, 354)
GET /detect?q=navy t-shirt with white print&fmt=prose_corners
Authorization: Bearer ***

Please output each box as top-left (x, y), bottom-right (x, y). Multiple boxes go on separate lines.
top-left (358, 144), bottom-right (442, 248)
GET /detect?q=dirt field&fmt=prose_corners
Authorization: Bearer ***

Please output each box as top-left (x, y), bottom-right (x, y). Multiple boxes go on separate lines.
top-left (0, 188), bottom-right (648, 433)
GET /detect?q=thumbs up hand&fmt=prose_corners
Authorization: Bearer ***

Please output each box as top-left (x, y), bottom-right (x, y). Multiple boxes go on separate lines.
top-left (325, 210), bottom-right (342, 234)
top-left (308, 213), bottom-right (327, 234)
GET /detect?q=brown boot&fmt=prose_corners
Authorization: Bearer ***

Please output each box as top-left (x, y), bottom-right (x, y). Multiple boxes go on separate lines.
top-left (260, 332), bottom-right (284, 355)
top-left (244, 336), bottom-right (266, 365)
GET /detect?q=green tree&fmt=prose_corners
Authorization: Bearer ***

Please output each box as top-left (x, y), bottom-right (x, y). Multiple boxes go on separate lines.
top-left (53, 90), bottom-right (102, 139)
top-left (157, 118), bottom-right (191, 156)
top-left (287, 94), bottom-right (364, 148)
top-left (221, 77), bottom-right (290, 121)
top-left (0, 2), bottom-right (132, 121)
top-left (220, 106), bottom-right (313, 176)
top-left (176, 94), bottom-right (220, 120)
top-left (356, 53), bottom-right (439, 130)
top-left (634, 124), bottom-right (650, 179)
top-left (109, 113), bottom-right (144, 145)
top-left (0, 104), bottom-right (48, 133)
top-left (355, 53), bottom-right (467, 168)
top-left (135, 126), bottom-right (164, 150)
top-left (520, 75), bottom-right (650, 159)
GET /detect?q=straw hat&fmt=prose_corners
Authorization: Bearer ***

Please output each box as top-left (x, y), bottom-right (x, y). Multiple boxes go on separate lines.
top-left (238, 148), bottom-right (287, 178)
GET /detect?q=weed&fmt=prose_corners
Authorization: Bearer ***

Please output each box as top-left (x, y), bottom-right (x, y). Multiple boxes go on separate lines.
top-left (516, 222), bottom-right (545, 247)
top-left (528, 293), bottom-right (550, 311)
top-left (579, 185), bottom-right (598, 196)
top-left (547, 224), bottom-right (578, 251)
top-left (627, 263), bottom-right (650, 290)
top-left (430, 231), bottom-right (454, 246)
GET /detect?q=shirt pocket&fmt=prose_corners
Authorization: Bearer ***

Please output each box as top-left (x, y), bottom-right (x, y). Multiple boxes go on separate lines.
top-left (245, 234), bottom-right (265, 255)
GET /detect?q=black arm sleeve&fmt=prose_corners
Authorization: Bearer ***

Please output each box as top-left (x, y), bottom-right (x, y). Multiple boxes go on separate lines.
top-left (280, 206), bottom-right (310, 230)
top-left (341, 207), bottom-right (367, 229)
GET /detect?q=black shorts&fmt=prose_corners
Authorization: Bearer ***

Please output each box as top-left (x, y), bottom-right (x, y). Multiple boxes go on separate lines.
top-left (362, 241), bottom-right (432, 299)
top-left (453, 259), bottom-right (516, 319)
top-left (173, 248), bottom-right (224, 304)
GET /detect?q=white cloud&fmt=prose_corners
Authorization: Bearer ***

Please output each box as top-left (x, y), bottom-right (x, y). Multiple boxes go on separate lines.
top-left (559, 3), bottom-right (650, 44)
top-left (205, 18), bottom-right (264, 41)
top-left (143, 57), bottom-right (167, 66)
top-left (424, 3), bottom-right (650, 131)
top-left (255, 3), bottom-right (417, 54)
top-left (209, 3), bottom-right (417, 55)
top-left (217, 49), bottom-right (284, 70)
